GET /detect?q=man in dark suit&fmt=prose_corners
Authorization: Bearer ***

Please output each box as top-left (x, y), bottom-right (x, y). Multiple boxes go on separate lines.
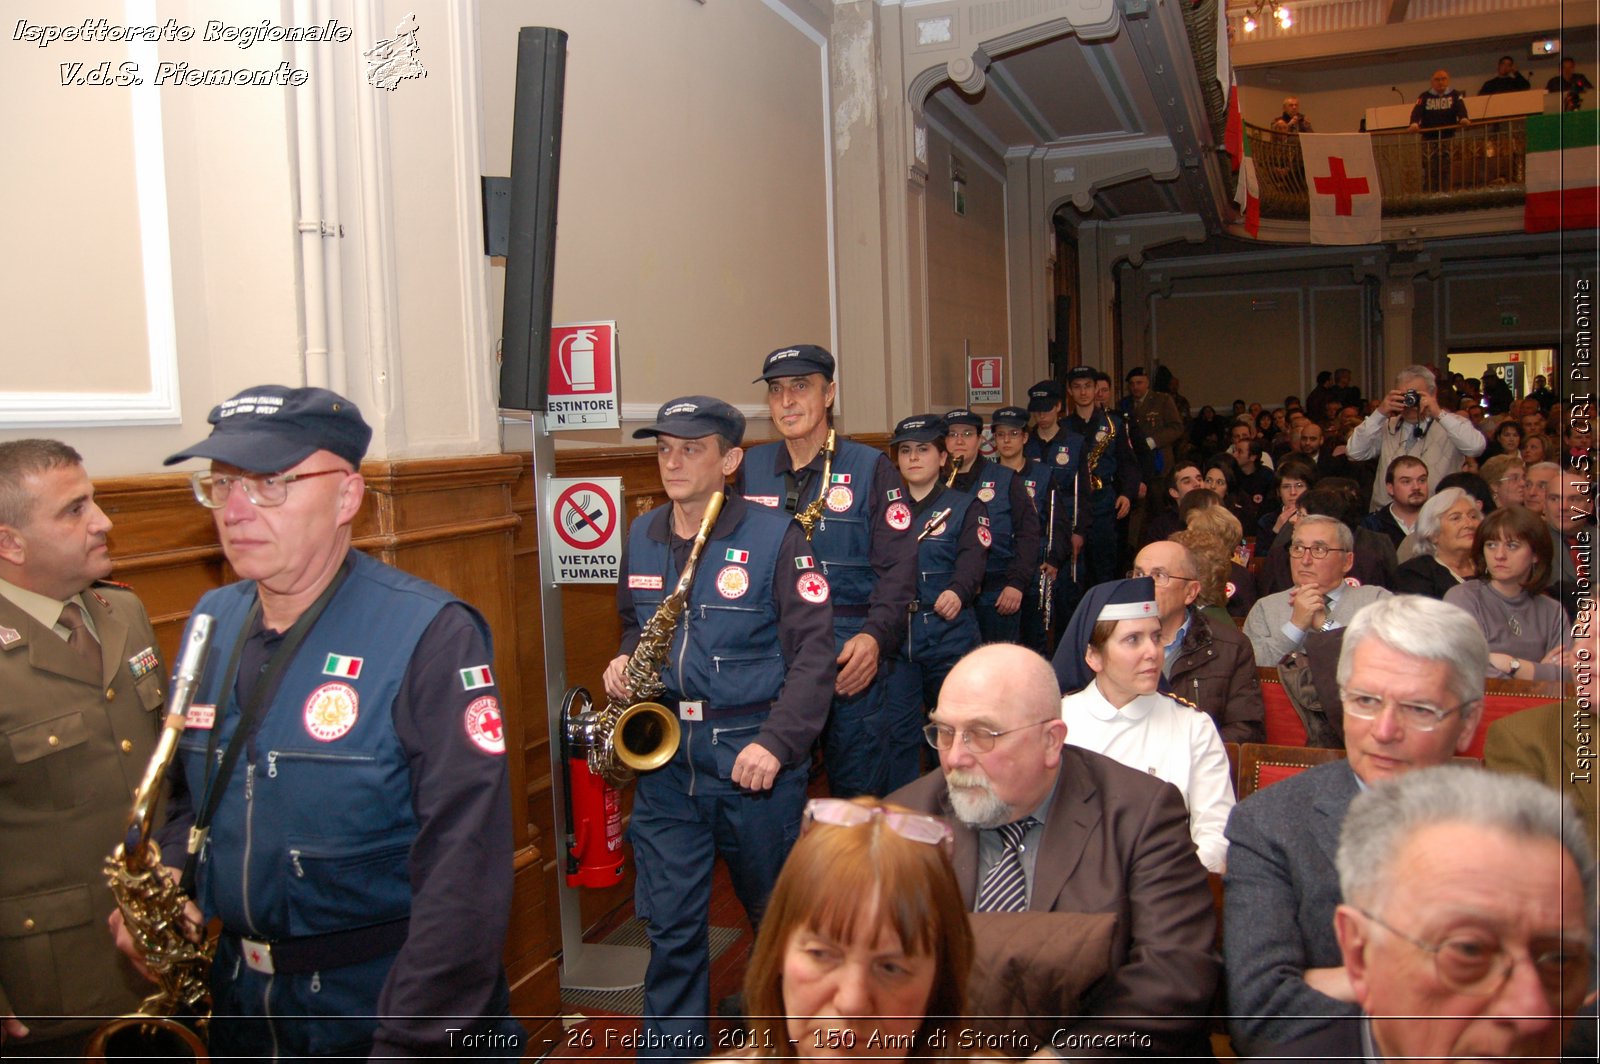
top-left (1254, 766), bottom-right (1593, 1064)
top-left (889, 643), bottom-right (1218, 1057)
top-left (1223, 595), bottom-right (1488, 1054)
top-left (0, 440), bottom-right (166, 1054)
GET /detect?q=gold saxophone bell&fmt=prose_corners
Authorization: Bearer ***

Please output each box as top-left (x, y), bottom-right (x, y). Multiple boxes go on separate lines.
top-left (611, 700), bottom-right (681, 774)
top-left (85, 1016), bottom-right (209, 1060)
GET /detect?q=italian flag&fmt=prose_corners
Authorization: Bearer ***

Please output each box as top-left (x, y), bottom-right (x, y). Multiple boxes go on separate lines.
top-left (460, 665), bottom-right (494, 691)
top-left (322, 653), bottom-right (363, 679)
top-left (1234, 136), bottom-right (1260, 236)
top-left (1218, 3), bottom-right (1241, 171)
top-left (1525, 111), bottom-right (1600, 233)
top-left (725, 548), bottom-right (749, 563)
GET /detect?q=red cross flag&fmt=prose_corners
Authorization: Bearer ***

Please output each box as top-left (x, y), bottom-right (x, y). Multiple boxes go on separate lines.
top-left (1300, 134), bottom-right (1382, 245)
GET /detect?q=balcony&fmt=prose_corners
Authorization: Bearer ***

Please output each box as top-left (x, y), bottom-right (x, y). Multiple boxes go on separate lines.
top-left (1248, 117), bottom-right (1528, 220)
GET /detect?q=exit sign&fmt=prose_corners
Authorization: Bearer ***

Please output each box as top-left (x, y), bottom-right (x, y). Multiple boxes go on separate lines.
top-left (1500, 313), bottom-right (1519, 326)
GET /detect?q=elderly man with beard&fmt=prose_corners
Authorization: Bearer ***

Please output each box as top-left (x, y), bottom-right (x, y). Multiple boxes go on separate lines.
top-left (889, 643), bottom-right (1218, 1057)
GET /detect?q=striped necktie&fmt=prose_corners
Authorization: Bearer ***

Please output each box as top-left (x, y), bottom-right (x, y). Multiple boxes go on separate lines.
top-left (976, 817), bottom-right (1036, 913)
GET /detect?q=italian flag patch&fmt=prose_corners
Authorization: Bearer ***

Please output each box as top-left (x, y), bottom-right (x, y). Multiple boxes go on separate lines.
top-left (460, 665), bottom-right (495, 691)
top-left (322, 653), bottom-right (363, 679)
top-left (725, 548), bottom-right (749, 564)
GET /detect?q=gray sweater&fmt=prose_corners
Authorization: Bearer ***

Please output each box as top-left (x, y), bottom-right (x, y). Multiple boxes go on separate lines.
top-left (1443, 580), bottom-right (1567, 681)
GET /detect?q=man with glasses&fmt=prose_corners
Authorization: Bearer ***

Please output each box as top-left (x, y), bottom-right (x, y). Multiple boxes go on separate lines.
top-left (944, 408), bottom-right (1039, 645)
top-left (124, 386), bottom-right (521, 1057)
top-left (1224, 595), bottom-right (1488, 1054)
top-left (890, 643), bottom-right (1218, 1056)
top-left (1253, 764), bottom-right (1593, 1062)
top-left (1132, 540), bottom-right (1265, 744)
top-left (1244, 515), bottom-right (1391, 665)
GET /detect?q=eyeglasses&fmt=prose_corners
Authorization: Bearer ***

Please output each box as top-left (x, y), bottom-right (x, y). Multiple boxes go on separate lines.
top-left (1356, 908), bottom-right (1591, 1005)
top-left (992, 429), bottom-right (1027, 441)
top-left (923, 718), bottom-right (1055, 753)
top-left (1288, 543), bottom-right (1348, 560)
top-left (802, 798), bottom-right (954, 852)
top-left (190, 469), bottom-right (347, 509)
top-left (946, 429), bottom-right (979, 440)
top-left (1340, 689), bottom-right (1476, 732)
top-left (1128, 567), bottom-right (1197, 587)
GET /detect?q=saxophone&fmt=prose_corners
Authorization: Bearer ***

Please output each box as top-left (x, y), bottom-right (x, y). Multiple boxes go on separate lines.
top-left (88, 616), bottom-right (215, 1059)
top-left (792, 429), bottom-right (836, 540)
top-left (945, 454), bottom-right (964, 488)
top-left (1085, 411), bottom-right (1115, 491)
top-left (584, 491), bottom-right (724, 786)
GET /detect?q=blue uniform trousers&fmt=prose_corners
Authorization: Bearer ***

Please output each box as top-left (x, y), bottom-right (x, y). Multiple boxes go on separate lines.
top-left (819, 616), bottom-right (894, 799)
top-left (629, 711), bottom-right (807, 1062)
top-left (1079, 490), bottom-right (1120, 590)
top-left (974, 584), bottom-right (1022, 645)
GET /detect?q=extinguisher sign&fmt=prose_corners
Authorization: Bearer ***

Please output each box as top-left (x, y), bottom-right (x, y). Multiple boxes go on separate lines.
top-left (546, 321), bottom-right (620, 430)
top-left (968, 356), bottom-right (1002, 405)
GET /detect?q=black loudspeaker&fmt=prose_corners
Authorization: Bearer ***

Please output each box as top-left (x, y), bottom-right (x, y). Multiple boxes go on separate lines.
top-left (498, 27), bottom-right (568, 412)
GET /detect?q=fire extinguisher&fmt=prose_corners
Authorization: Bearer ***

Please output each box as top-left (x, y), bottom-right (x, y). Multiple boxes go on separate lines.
top-left (561, 687), bottom-right (625, 887)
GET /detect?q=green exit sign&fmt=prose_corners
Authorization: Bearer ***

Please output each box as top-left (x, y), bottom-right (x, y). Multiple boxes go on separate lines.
top-left (1500, 313), bottom-right (1519, 326)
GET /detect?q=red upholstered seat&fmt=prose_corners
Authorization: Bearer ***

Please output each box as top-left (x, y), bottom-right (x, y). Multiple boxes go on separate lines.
top-left (1257, 670), bottom-right (1308, 746)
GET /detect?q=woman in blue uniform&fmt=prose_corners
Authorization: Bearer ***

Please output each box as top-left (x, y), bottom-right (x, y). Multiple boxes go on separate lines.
top-left (882, 415), bottom-right (988, 791)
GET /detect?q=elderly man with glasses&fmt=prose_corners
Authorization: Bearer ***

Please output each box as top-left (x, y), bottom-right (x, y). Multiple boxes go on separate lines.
top-left (115, 386), bottom-right (522, 1058)
top-left (890, 642), bottom-right (1219, 1057)
top-left (1244, 515), bottom-right (1392, 666)
top-left (1223, 595), bottom-right (1489, 1055)
top-left (1251, 764), bottom-right (1593, 1063)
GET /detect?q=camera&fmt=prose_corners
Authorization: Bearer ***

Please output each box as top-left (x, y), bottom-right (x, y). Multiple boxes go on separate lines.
top-left (1402, 389), bottom-right (1420, 408)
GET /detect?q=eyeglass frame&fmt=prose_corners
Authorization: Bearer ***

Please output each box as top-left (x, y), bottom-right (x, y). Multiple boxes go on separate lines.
top-left (1127, 566), bottom-right (1198, 587)
top-left (1339, 688), bottom-right (1477, 732)
top-left (802, 798), bottom-right (954, 853)
top-left (1354, 906), bottom-right (1592, 1006)
top-left (190, 468), bottom-right (348, 510)
top-left (923, 718), bottom-right (1057, 754)
top-left (1288, 542), bottom-right (1350, 560)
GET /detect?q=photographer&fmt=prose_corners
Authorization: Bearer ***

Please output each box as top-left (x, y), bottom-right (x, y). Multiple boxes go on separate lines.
top-left (1346, 366), bottom-right (1484, 512)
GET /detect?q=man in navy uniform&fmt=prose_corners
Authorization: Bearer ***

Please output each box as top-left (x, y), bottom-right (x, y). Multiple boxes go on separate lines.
top-left (126, 386), bottom-right (521, 1058)
top-left (943, 408), bottom-right (1040, 644)
top-left (607, 396), bottom-right (835, 1060)
top-left (992, 405), bottom-right (1078, 652)
top-left (737, 345), bottom-right (916, 798)
top-left (1064, 366), bottom-right (1140, 591)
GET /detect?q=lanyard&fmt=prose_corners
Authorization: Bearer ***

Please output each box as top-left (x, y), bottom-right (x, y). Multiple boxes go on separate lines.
top-left (181, 561), bottom-right (351, 894)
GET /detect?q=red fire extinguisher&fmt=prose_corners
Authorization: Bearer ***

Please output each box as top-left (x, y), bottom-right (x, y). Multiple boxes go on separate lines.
top-left (561, 687), bottom-right (625, 887)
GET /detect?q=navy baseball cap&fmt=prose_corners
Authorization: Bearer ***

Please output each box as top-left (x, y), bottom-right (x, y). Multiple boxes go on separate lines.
top-left (991, 406), bottom-right (1030, 429)
top-left (632, 395), bottom-right (746, 446)
top-left (754, 344), bottom-right (835, 383)
top-left (1064, 366), bottom-right (1097, 385)
top-left (164, 385), bottom-right (372, 472)
top-left (1026, 380), bottom-right (1063, 411)
top-left (890, 415), bottom-right (947, 445)
top-left (943, 408), bottom-right (983, 429)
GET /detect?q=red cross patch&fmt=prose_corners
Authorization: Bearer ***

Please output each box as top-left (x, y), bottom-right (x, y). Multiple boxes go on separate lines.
top-left (465, 696), bottom-right (506, 754)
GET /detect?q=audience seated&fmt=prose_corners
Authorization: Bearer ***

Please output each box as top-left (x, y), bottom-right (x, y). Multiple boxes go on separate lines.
top-left (1395, 487), bottom-right (1482, 597)
top-left (1358, 455), bottom-right (1429, 550)
top-left (1444, 505), bottom-right (1571, 683)
top-left (1224, 596), bottom-right (1489, 1054)
top-left (1250, 765), bottom-right (1593, 1064)
top-left (1258, 482), bottom-right (1399, 596)
top-left (1256, 456), bottom-right (1316, 541)
top-left (1245, 515), bottom-right (1391, 665)
top-left (1486, 702), bottom-right (1599, 840)
top-left (1478, 453), bottom-right (1527, 510)
top-left (1180, 491), bottom-right (1258, 618)
top-left (1134, 539), bottom-right (1265, 745)
top-left (890, 643), bottom-right (1219, 1057)
top-left (1055, 579), bottom-right (1237, 874)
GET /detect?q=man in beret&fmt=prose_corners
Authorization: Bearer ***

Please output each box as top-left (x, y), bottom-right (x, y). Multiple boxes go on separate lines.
top-left (116, 385), bottom-right (521, 1057)
top-left (609, 396), bottom-right (835, 1060)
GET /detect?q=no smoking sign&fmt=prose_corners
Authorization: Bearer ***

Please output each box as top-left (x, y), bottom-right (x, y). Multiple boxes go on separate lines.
top-left (542, 477), bottom-right (624, 583)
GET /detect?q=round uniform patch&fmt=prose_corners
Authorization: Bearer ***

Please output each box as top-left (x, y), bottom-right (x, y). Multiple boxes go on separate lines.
top-left (796, 571), bottom-right (831, 604)
top-left (1225, 580), bottom-right (1237, 600)
top-left (825, 485), bottom-right (853, 513)
top-left (304, 682), bottom-right (359, 742)
top-left (977, 486), bottom-right (996, 503)
top-left (464, 695), bottom-right (506, 754)
top-left (977, 526), bottom-right (993, 548)
top-left (1055, 450), bottom-right (1069, 465)
top-left (886, 501), bottom-right (912, 530)
top-left (1344, 576), bottom-right (1362, 587)
top-left (716, 565), bottom-right (750, 600)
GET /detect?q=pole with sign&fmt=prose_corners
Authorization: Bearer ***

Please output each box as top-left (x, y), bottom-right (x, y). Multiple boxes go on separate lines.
top-left (968, 356), bottom-right (1002, 405)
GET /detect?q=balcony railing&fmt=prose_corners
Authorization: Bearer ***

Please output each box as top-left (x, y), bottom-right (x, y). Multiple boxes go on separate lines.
top-left (1248, 117), bottom-right (1527, 218)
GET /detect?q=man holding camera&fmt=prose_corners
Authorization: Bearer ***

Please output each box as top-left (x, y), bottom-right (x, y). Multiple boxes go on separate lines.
top-left (1345, 366), bottom-right (1484, 512)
